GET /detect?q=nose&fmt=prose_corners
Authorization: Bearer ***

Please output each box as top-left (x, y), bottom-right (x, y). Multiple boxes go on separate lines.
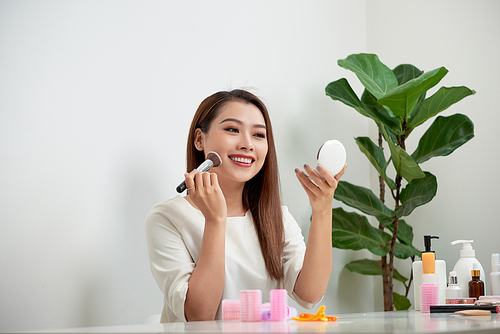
top-left (238, 133), bottom-right (254, 151)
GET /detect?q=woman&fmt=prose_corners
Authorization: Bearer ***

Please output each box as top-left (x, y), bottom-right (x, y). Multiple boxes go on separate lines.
top-left (145, 89), bottom-right (346, 322)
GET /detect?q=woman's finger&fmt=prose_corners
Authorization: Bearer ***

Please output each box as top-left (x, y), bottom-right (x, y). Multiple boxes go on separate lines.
top-left (295, 168), bottom-right (320, 197)
top-left (334, 164), bottom-right (347, 181)
top-left (201, 171), bottom-right (211, 187)
top-left (302, 164), bottom-right (328, 190)
top-left (314, 164), bottom-right (337, 188)
top-left (184, 172), bottom-right (196, 189)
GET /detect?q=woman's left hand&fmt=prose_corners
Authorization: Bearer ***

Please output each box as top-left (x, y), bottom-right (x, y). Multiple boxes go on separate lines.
top-left (295, 163), bottom-right (347, 213)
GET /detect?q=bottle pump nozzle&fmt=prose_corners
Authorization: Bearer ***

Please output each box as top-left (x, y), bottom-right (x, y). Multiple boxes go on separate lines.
top-left (422, 235), bottom-right (439, 275)
top-left (450, 240), bottom-right (475, 257)
top-left (424, 235), bottom-right (439, 252)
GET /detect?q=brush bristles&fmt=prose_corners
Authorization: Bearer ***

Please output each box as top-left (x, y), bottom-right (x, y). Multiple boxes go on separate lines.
top-left (207, 151), bottom-right (222, 167)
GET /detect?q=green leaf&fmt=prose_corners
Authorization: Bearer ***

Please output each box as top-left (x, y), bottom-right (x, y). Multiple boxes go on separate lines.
top-left (393, 64), bottom-right (423, 85)
top-left (394, 241), bottom-right (422, 259)
top-left (355, 136), bottom-right (397, 190)
top-left (334, 181), bottom-right (395, 224)
top-left (386, 220), bottom-right (422, 259)
top-left (407, 86), bottom-right (476, 131)
top-left (361, 89), bottom-right (403, 135)
top-left (392, 64), bottom-right (426, 128)
top-left (378, 67), bottom-right (448, 119)
top-left (411, 114), bottom-right (475, 164)
top-left (396, 172), bottom-right (438, 218)
top-left (381, 125), bottom-right (426, 182)
top-left (338, 53), bottom-right (398, 99)
top-left (332, 208), bottom-right (391, 256)
top-left (344, 259), bottom-right (408, 283)
top-left (393, 292), bottom-right (411, 311)
top-left (387, 219), bottom-right (414, 246)
top-left (325, 78), bottom-right (372, 119)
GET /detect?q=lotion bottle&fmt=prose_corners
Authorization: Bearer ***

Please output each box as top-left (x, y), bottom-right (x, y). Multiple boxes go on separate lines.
top-left (413, 235), bottom-right (446, 310)
top-left (468, 263), bottom-right (484, 299)
top-left (490, 253), bottom-right (500, 296)
top-left (451, 240), bottom-right (485, 298)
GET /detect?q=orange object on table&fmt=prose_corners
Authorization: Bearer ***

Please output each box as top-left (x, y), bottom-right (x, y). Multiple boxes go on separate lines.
top-left (291, 305), bottom-right (338, 322)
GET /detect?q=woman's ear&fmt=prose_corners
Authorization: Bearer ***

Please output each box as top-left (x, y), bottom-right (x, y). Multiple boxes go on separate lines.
top-left (194, 128), bottom-right (204, 151)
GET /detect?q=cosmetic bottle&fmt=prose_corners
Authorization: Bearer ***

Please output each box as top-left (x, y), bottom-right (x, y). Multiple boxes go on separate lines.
top-left (420, 241), bottom-right (439, 312)
top-left (451, 240), bottom-right (485, 298)
top-left (413, 235), bottom-right (446, 310)
top-left (490, 253), bottom-right (500, 296)
top-left (445, 271), bottom-right (462, 300)
top-left (468, 263), bottom-right (485, 299)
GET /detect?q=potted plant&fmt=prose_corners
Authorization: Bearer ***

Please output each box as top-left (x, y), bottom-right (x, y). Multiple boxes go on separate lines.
top-left (325, 53), bottom-right (475, 311)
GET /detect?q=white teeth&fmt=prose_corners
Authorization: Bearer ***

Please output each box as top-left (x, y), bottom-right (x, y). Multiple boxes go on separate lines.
top-left (230, 156), bottom-right (253, 164)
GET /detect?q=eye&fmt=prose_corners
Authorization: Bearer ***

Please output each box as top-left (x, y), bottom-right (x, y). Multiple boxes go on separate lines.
top-left (254, 132), bottom-right (266, 139)
top-left (225, 127), bottom-right (239, 133)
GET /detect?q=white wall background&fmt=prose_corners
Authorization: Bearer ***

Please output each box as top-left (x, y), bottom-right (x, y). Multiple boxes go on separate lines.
top-left (0, 0), bottom-right (498, 331)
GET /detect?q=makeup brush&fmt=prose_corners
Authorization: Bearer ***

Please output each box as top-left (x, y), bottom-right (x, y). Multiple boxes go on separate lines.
top-left (176, 151), bottom-right (222, 193)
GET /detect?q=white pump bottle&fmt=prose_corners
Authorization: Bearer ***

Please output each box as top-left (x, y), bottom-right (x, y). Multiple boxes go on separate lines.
top-left (451, 240), bottom-right (485, 298)
top-left (491, 253), bottom-right (500, 296)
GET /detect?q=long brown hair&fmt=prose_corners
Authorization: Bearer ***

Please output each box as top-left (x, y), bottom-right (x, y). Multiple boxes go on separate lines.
top-left (186, 89), bottom-right (284, 281)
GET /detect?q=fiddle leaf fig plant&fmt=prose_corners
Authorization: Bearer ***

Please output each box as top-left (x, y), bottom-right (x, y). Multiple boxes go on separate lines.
top-left (326, 53), bottom-right (475, 311)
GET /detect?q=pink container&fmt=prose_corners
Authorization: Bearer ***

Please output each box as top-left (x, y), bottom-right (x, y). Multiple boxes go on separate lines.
top-left (421, 283), bottom-right (439, 313)
top-left (270, 289), bottom-right (287, 321)
top-left (240, 290), bottom-right (262, 322)
top-left (222, 299), bottom-right (240, 320)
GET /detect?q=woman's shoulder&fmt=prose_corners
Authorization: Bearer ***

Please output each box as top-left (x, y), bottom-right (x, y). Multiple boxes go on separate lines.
top-left (280, 205), bottom-right (304, 234)
top-left (280, 205), bottom-right (292, 220)
top-left (145, 195), bottom-right (198, 227)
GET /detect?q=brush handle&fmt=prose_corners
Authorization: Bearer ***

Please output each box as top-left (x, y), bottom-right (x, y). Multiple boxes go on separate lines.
top-left (176, 181), bottom-right (187, 193)
top-left (455, 309), bottom-right (491, 316)
top-left (430, 305), bottom-right (498, 313)
top-left (175, 160), bottom-right (214, 193)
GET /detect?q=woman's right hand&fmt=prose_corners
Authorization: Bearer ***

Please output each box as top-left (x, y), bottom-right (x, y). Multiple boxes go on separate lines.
top-left (184, 171), bottom-right (227, 224)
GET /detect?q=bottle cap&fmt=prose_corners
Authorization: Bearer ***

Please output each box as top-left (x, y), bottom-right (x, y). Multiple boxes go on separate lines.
top-left (424, 235), bottom-right (439, 252)
top-left (450, 240), bottom-right (475, 257)
top-left (471, 263), bottom-right (480, 277)
top-left (448, 271), bottom-right (458, 285)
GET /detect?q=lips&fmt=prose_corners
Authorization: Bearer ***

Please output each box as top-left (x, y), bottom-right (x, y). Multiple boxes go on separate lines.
top-left (229, 155), bottom-right (255, 167)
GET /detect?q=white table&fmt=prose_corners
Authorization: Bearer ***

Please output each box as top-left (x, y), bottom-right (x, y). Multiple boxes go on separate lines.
top-left (22, 311), bottom-right (500, 333)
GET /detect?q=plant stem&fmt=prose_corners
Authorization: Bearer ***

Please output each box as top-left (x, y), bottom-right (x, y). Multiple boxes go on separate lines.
top-left (378, 130), bottom-right (393, 311)
top-left (406, 256), bottom-right (415, 298)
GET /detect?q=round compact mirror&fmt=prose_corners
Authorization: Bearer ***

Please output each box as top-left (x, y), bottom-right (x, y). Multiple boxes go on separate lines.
top-left (317, 139), bottom-right (346, 176)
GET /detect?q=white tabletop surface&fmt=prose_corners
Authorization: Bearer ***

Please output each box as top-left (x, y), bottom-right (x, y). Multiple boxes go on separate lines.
top-left (20, 311), bottom-right (500, 334)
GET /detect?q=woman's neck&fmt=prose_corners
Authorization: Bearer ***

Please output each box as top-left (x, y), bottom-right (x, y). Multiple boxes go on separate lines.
top-left (220, 182), bottom-right (246, 217)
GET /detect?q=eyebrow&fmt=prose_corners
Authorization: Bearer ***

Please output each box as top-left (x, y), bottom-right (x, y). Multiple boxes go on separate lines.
top-left (220, 118), bottom-right (267, 130)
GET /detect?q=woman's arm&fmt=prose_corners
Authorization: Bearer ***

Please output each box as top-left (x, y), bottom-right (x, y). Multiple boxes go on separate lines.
top-left (183, 171), bottom-right (227, 321)
top-left (293, 163), bottom-right (346, 304)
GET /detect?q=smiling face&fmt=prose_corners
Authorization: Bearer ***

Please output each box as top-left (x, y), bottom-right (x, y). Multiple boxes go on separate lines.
top-left (194, 101), bottom-right (268, 189)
